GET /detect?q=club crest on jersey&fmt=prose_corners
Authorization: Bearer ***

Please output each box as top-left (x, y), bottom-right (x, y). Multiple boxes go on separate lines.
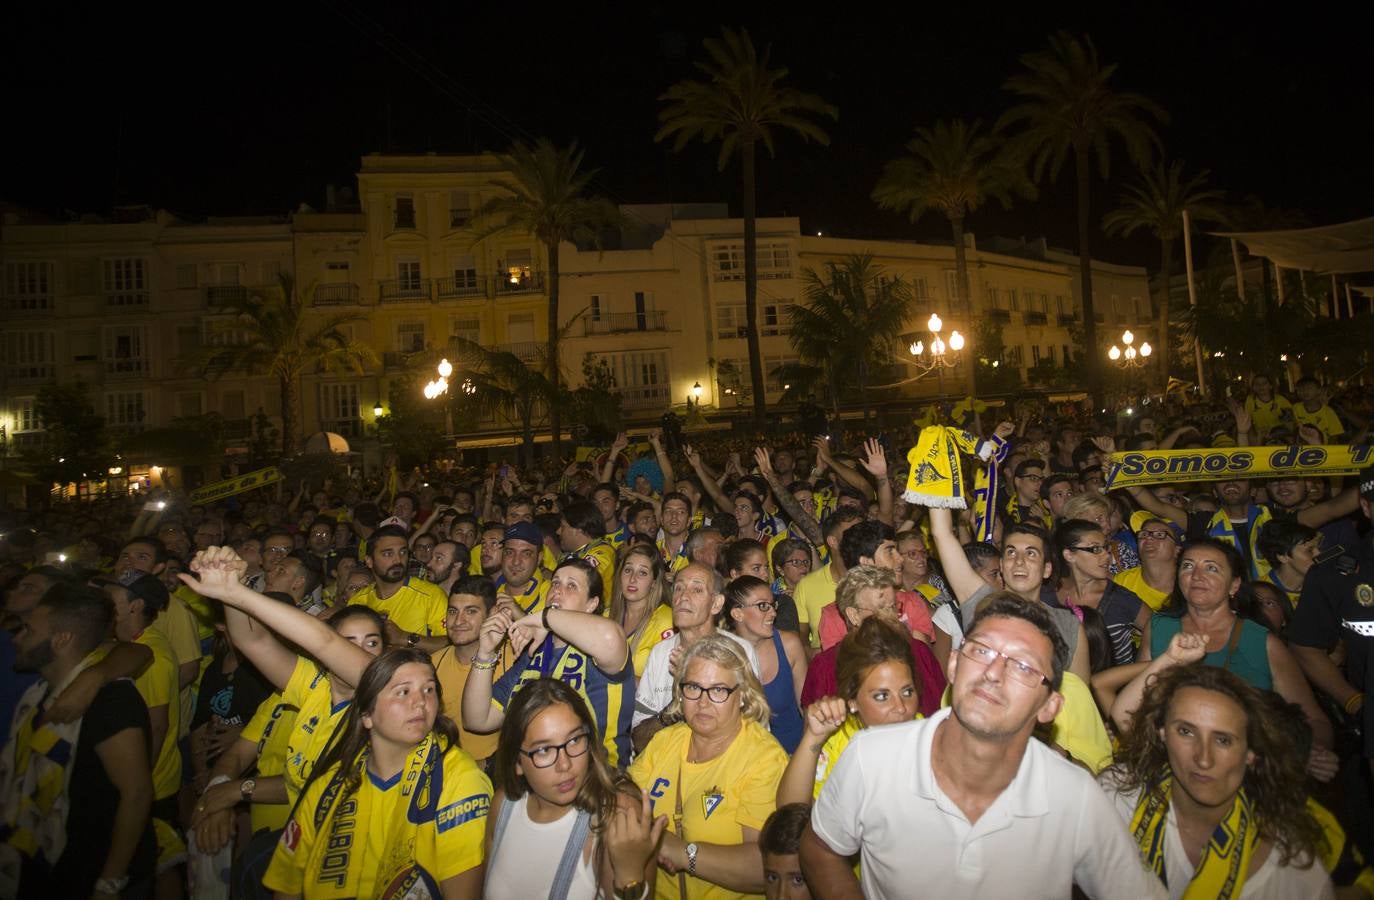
top-left (702, 786), bottom-right (724, 820)
top-left (1356, 583), bottom-right (1374, 607)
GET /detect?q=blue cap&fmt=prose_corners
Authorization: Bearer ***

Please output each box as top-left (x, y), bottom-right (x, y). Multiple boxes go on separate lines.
top-left (503, 521), bottom-right (543, 547)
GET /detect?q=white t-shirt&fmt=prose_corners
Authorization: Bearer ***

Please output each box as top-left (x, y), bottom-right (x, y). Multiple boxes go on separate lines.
top-left (811, 708), bottom-right (1166, 899)
top-left (484, 794), bottom-right (599, 900)
top-left (1101, 778), bottom-right (1334, 900)
top-left (631, 629), bottom-right (760, 726)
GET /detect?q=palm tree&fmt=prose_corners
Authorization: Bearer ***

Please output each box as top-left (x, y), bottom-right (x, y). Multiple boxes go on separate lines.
top-left (474, 138), bottom-right (621, 461)
top-left (873, 119), bottom-right (1034, 319)
top-left (790, 254), bottom-right (914, 426)
top-left (183, 274), bottom-right (375, 457)
top-left (1103, 160), bottom-right (1226, 388)
top-left (450, 337), bottom-right (557, 467)
top-left (657, 27), bottom-right (837, 430)
top-left (999, 31), bottom-right (1167, 401)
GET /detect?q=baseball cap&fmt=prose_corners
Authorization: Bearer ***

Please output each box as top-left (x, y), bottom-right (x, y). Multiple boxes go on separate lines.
top-left (1130, 510), bottom-right (1183, 542)
top-left (377, 515), bottom-right (409, 529)
top-left (503, 521), bottom-right (543, 547)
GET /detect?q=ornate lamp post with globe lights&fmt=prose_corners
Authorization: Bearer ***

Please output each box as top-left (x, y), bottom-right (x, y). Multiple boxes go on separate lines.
top-left (423, 358), bottom-right (474, 436)
top-left (1107, 330), bottom-right (1152, 369)
top-left (908, 313), bottom-right (967, 397)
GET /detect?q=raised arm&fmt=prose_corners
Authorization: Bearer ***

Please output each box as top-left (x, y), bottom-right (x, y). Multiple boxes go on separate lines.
top-left (857, 438), bottom-right (894, 526)
top-left (755, 447), bottom-right (822, 546)
top-left (648, 429), bottom-right (676, 491)
top-left (510, 606), bottom-right (629, 675)
top-left (927, 506), bottom-right (987, 605)
top-left (1122, 484), bottom-right (1188, 528)
top-left (684, 445), bottom-right (732, 515)
top-left (1297, 484), bottom-right (1359, 529)
top-left (460, 606), bottom-right (522, 734)
top-left (820, 440), bottom-right (874, 498)
top-left (43, 639), bottom-right (153, 723)
top-left (778, 697), bottom-right (845, 806)
top-left (601, 433), bottom-right (629, 485)
top-left (1110, 630), bottom-right (1207, 733)
top-left (184, 547), bottom-right (373, 689)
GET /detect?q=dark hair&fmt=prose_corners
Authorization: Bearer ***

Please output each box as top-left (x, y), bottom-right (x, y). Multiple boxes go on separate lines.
top-left (760, 803), bottom-right (811, 857)
top-left (1003, 521), bottom-right (1050, 556)
top-left (329, 604), bottom-right (388, 644)
top-left (1164, 538), bottom-right (1250, 616)
top-left (1241, 580), bottom-right (1293, 634)
top-left (392, 490), bottom-right (419, 511)
top-left (732, 491), bottom-right (762, 521)
top-left (722, 575), bottom-right (772, 632)
top-left (963, 541), bottom-right (1001, 572)
top-left (352, 502), bottom-right (382, 528)
top-left (722, 539), bottom-right (767, 578)
top-left (967, 592), bottom-right (1068, 689)
top-left (39, 582), bottom-right (112, 656)
top-left (1039, 473), bottom-right (1075, 502)
top-left (738, 475), bottom-right (769, 499)
top-left (534, 512), bottom-right (562, 542)
top-left (1079, 606), bottom-right (1112, 675)
top-left (1257, 519), bottom-right (1319, 569)
top-left (368, 524), bottom-right (410, 552)
top-left (1013, 458), bottom-right (1045, 478)
top-left (839, 520), bottom-right (895, 569)
top-left (660, 491), bottom-right (692, 514)
top-left (625, 501), bottom-right (655, 526)
top-left (1107, 664), bottom-right (1323, 867)
top-left (491, 679), bottom-right (628, 836)
top-left (822, 508), bottom-right (864, 543)
top-left (553, 557), bottom-right (605, 613)
top-left (835, 616), bottom-right (917, 704)
top-left (590, 482), bottom-right (618, 502)
top-left (309, 648), bottom-right (457, 797)
top-left (451, 512), bottom-right (480, 532)
top-left (449, 575), bottom-right (498, 610)
top-left (1052, 518), bottom-right (1107, 583)
top-left (561, 500), bottom-right (605, 540)
top-left (120, 536), bottom-right (168, 565)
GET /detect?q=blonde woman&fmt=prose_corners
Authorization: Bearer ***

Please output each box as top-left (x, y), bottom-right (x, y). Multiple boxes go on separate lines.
top-left (609, 543), bottom-right (674, 676)
top-left (629, 634), bottom-right (788, 898)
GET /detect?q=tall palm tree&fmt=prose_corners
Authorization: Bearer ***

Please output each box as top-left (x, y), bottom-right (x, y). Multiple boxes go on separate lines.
top-left (999, 31), bottom-right (1167, 401)
top-left (872, 118), bottom-right (1034, 395)
top-left (449, 337), bottom-right (556, 467)
top-left (790, 254), bottom-right (914, 426)
top-left (657, 27), bottom-right (837, 430)
top-left (1103, 160), bottom-right (1226, 389)
top-left (183, 274), bottom-right (375, 457)
top-left (474, 138), bottom-right (621, 461)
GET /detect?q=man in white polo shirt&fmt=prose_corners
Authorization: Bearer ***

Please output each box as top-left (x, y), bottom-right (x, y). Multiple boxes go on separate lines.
top-left (800, 593), bottom-right (1163, 899)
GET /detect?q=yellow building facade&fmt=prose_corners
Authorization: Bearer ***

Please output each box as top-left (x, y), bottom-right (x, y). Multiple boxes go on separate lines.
top-left (0, 153), bottom-right (1152, 459)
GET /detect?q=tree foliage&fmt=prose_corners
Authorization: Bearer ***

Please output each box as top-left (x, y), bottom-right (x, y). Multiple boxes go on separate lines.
top-left (22, 382), bottom-right (111, 486)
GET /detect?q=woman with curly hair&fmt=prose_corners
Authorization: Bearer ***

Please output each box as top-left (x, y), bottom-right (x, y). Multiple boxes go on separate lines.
top-left (1100, 664), bottom-right (1332, 899)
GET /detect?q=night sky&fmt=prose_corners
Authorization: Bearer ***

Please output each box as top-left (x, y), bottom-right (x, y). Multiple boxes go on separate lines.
top-left (7, 2), bottom-right (1371, 269)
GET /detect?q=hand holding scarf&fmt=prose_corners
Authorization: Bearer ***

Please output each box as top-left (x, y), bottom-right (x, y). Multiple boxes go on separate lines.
top-left (902, 426), bottom-right (993, 510)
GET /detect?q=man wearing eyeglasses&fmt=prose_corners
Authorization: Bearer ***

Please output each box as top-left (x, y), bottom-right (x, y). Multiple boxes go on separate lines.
top-left (1111, 513), bottom-right (1182, 612)
top-left (801, 594), bottom-right (1164, 899)
top-left (1009, 459), bottom-right (1051, 527)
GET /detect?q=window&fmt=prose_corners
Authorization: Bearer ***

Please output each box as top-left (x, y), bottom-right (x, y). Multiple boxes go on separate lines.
top-left (1008, 289), bottom-right (1020, 312)
top-left (103, 325), bottom-right (150, 375)
top-left (449, 191), bottom-right (473, 227)
top-left (103, 258), bottom-right (148, 306)
top-left (1056, 294), bottom-right (1071, 317)
top-left (202, 316), bottom-right (250, 347)
top-left (911, 275), bottom-right (930, 305)
top-left (589, 294), bottom-right (603, 321)
top-left (394, 194), bottom-right (416, 230)
top-left (711, 242), bottom-right (791, 281)
top-left (503, 248), bottom-right (534, 285)
top-left (716, 303), bottom-right (746, 339)
top-left (506, 312), bottom-right (536, 345)
top-left (13, 397), bottom-right (39, 433)
top-left (944, 270), bottom-right (961, 305)
top-left (5, 261), bottom-right (54, 310)
top-left (176, 325), bottom-right (201, 356)
top-left (396, 322), bottom-right (426, 353)
top-left (1134, 295), bottom-right (1150, 320)
top-left (1112, 294), bottom-right (1126, 324)
top-left (1031, 345), bottom-right (1042, 365)
top-left (175, 264), bottom-right (198, 289)
top-left (757, 242), bottom-right (791, 278)
top-left (106, 391), bottom-right (147, 429)
top-left (603, 350), bottom-right (671, 409)
top-left (451, 318), bottom-right (481, 344)
top-left (764, 354), bottom-right (799, 391)
top-left (1046, 345), bottom-right (1056, 364)
top-left (1062, 344), bottom-right (1071, 364)
top-left (451, 254), bottom-right (478, 290)
top-left (986, 286), bottom-right (1001, 309)
top-left (320, 383), bottom-right (362, 437)
top-left (4, 331), bottom-right (55, 379)
top-left (261, 261), bottom-right (282, 285)
top-left (712, 245), bottom-right (744, 281)
top-left (1005, 345), bottom-right (1023, 367)
top-left (1030, 292), bottom-right (1047, 313)
top-left (176, 392), bottom-right (204, 418)
top-left (761, 301), bottom-right (793, 336)
top-left (397, 259), bottom-right (422, 292)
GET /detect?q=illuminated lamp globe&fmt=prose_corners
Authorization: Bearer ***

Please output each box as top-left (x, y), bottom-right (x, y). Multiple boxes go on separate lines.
top-left (437, 358), bottom-right (453, 378)
top-left (927, 313), bottom-right (943, 333)
top-left (949, 331), bottom-right (965, 351)
top-left (1140, 342), bottom-right (1152, 357)
top-left (910, 341), bottom-right (924, 356)
top-left (1108, 346), bottom-right (1121, 360)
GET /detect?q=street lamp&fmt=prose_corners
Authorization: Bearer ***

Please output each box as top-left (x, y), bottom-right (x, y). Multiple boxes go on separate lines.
top-left (373, 400), bottom-right (385, 418)
top-left (908, 313), bottom-right (967, 396)
top-left (1107, 330), bottom-right (1152, 368)
top-left (424, 358), bottom-right (457, 435)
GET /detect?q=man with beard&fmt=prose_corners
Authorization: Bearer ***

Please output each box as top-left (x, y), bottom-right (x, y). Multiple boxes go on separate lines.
top-left (800, 595), bottom-right (1162, 899)
top-left (430, 575), bottom-right (504, 764)
top-left (348, 524), bottom-right (447, 652)
top-left (1, 583), bottom-right (157, 898)
top-left (424, 540), bottom-right (467, 595)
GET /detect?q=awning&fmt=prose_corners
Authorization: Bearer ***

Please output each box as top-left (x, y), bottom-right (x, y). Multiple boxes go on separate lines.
top-left (1211, 216), bottom-right (1374, 274)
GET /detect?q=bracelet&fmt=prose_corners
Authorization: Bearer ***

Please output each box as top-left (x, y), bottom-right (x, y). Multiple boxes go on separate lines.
top-left (613, 880), bottom-right (649, 900)
top-left (542, 605), bottom-right (553, 632)
top-left (1345, 692), bottom-right (1365, 714)
top-left (471, 656), bottom-right (498, 670)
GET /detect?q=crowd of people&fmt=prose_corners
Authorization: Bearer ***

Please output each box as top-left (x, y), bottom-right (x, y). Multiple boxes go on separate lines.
top-left (0, 374), bottom-right (1372, 899)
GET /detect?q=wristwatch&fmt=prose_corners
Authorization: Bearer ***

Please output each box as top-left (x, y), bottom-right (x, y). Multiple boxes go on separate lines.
top-left (94, 875), bottom-right (129, 895)
top-left (240, 778), bottom-right (256, 801)
top-left (407, 632), bottom-right (420, 647)
top-left (685, 842), bottom-right (699, 876)
top-left (614, 879), bottom-right (647, 900)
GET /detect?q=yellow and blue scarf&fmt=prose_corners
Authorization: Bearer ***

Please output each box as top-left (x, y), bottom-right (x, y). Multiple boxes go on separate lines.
top-left (1131, 777), bottom-right (1258, 900)
top-left (903, 426), bottom-right (993, 510)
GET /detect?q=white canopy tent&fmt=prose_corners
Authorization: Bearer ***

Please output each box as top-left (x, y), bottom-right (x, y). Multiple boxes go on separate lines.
top-left (1211, 216), bottom-right (1374, 274)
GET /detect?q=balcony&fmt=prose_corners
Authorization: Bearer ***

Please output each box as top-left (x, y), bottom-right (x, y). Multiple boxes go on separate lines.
top-left (494, 271), bottom-right (545, 297)
top-left (583, 311), bottom-right (668, 335)
top-left (620, 384), bottom-right (671, 410)
top-left (988, 309), bottom-right (1011, 322)
top-left (1022, 311), bottom-right (1048, 326)
top-left (4, 363), bottom-right (55, 381)
top-left (105, 290), bottom-right (149, 308)
top-left (379, 279), bottom-right (431, 303)
top-left (104, 358), bottom-right (151, 378)
top-left (436, 275), bottom-right (484, 300)
top-left (205, 284), bottom-right (251, 307)
top-left (492, 341), bottom-right (542, 363)
top-left (313, 283), bottom-right (361, 306)
top-left (3, 294), bottom-right (53, 315)
top-left (1057, 313), bottom-right (1076, 325)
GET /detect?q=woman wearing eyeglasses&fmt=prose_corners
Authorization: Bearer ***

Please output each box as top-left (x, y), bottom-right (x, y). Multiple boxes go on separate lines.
top-left (628, 634), bottom-right (789, 899)
top-left (485, 679), bottom-right (664, 900)
top-left (724, 575), bottom-right (807, 753)
top-left (1052, 518), bottom-right (1148, 667)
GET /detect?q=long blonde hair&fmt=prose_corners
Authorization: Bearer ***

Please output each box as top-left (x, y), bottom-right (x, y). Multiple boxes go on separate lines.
top-left (666, 633), bottom-right (770, 724)
top-left (609, 542), bottom-right (667, 640)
